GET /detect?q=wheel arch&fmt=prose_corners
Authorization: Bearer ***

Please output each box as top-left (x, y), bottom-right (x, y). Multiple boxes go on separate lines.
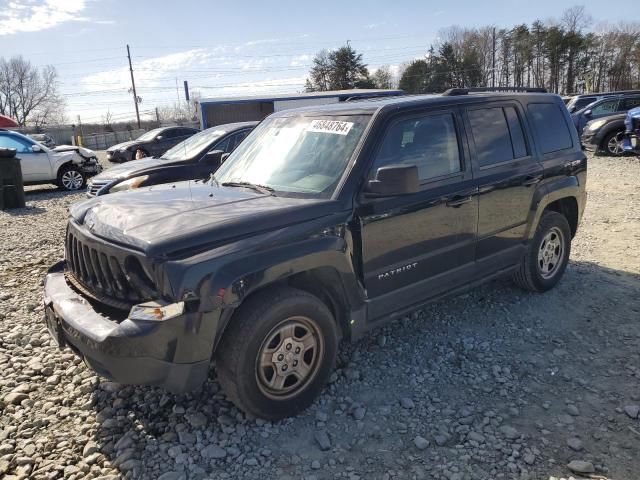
top-left (526, 177), bottom-right (584, 240)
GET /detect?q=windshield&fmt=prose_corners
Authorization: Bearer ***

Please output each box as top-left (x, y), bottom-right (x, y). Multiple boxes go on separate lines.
top-left (161, 128), bottom-right (227, 161)
top-left (136, 128), bottom-right (165, 142)
top-left (215, 114), bottom-right (370, 198)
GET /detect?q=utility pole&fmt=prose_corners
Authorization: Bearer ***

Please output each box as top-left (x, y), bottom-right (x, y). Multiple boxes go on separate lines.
top-left (155, 107), bottom-right (161, 126)
top-left (126, 44), bottom-right (141, 128)
top-left (492, 27), bottom-right (496, 88)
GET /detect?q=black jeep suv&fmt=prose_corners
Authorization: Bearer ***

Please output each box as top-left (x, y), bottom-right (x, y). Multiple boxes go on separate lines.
top-left (44, 89), bottom-right (587, 419)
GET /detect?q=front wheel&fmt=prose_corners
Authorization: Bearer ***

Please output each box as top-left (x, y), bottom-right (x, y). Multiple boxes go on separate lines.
top-left (216, 287), bottom-right (338, 420)
top-left (601, 130), bottom-right (625, 156)
top-left (512, 211), bottom-right (571, 292)
top-left (57, 165), bottom-right (86, 191)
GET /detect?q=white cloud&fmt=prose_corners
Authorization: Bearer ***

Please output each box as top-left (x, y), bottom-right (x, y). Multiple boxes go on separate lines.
top-left (82, 49), bottom-right (215, 89)
top-left (0, 0), bottom-right (88, 35)
top-left (289, 54), bottom-right (311, 67)
top-left (199, 76), bottom-right (307, 98)
top-left (365, 22), bottom-right (386, 30)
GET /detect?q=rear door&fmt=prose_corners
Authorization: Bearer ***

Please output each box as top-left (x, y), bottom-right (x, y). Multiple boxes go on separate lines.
top-left (618, 96), bottom-right (640, 113)
top-left (464, 102), bottom-right (542, 273)
top-left (357, 108), bottom-right (479, 322)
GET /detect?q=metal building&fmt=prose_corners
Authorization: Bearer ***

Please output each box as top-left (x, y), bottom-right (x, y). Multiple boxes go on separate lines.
top-left (197, 89), bottom-right (403, 129)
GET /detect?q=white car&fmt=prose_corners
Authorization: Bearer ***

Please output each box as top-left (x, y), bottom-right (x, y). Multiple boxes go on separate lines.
top-left (0, 129), bottom-right (102, 191)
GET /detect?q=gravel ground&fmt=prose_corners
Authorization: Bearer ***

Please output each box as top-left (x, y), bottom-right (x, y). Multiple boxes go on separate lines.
top-left (1, 154), bottom-right (639, 480)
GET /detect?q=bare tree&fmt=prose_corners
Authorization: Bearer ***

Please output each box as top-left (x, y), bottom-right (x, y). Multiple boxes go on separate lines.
top-left (0, 56), bottom-right (64, 126)
top-left (372, 65), bottom-right (394, 89)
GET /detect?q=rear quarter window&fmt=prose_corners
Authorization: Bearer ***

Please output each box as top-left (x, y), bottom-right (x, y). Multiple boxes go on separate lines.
top-left (527, 103), bottom-right (573, 154)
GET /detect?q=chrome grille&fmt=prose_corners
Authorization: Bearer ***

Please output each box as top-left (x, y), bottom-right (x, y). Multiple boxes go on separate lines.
top-left (86, 179), bottom-right (111, 197)
top-left (65, 225), bottom-right (155, 309)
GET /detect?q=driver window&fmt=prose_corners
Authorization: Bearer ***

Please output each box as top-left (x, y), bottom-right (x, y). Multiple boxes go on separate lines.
top-left (0, 136), bottom-right (32, 153)
top-left (372, 113), bottom-right (462, 182)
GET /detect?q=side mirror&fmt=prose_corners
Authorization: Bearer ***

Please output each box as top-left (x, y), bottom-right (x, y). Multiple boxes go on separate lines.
top-left (203, 149), bottom-right (224, 164)
top-left (365, 164), bottom-right (420, 197)
top-left (221, 153), bottom-right (231, 164)
top-left (31, 144), bottom-right (43, 153)
top-left (583, 109), bottom-right (592, 117)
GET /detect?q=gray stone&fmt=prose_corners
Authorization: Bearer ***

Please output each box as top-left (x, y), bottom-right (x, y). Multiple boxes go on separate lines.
top-left (624, 405), bottom-right (639, 419)
top-left (434, 434), bottom-right (449, 446)
top-left (353, 407), bottom-right (366, 421)
top-left (82, 441), bottom-right (99, 458)
top-left (158, 473), bottom-right (186, 480)
top-left (314, 430), bottom-right (331, 451)
top-left (567, 460), bottom-right (595, 474)
top-left (467, 431), bottom-right (485, 443)
top-left (311, 460), bottom-right (321, 470)
top-left (499, 425), bottom-right (519, 440)
top-left (400, 398), bottom-right (415, 409)
top-left (567, 437), bottom-right (583, 451)
top-left (185, 411), bottom-right (208, 428)
top-left (201, 445), bottom-right (227, 459)
top-left (413, 436), bottom-right (429, 450)
top-left (3, 392), bottom-right (27, 405)
top-left (523, 453), bottom-right (535, 465)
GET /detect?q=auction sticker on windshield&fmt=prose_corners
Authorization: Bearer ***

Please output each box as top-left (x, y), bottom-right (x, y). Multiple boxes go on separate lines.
top-left (307, 120), bottom-right (354, 135)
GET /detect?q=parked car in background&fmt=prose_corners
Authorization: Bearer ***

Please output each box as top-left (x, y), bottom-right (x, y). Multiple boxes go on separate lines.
top-left (44, 89), bottom-right (586, 419)
top-left (622, 106), bottom-right (640, 155)
top-left (29, 133), bottom-right (56, 148)
top-left (0, 129), bottom-right (101, 190)
top-left (581, 113), bottom-right (627, 156)
top-left (87, 122), bottom-right (257, 196)
top-left (571, 93), bottom-right (640, 135)
top-left (566, 90), bottom-right (640, 113)
top-left (106, 126), bottom-right (200, 163)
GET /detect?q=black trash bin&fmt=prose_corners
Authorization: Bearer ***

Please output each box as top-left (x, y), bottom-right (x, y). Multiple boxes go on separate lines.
top-left (0, 148), bottom-right (26, 209)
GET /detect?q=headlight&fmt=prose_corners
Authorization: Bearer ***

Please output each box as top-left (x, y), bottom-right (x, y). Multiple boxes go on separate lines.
top-left (585, 118), bottom-right (608, 132)
top-left (110, 175), bottom-right (149, 193)
top-left (129, 301), bottom-right (184, 321)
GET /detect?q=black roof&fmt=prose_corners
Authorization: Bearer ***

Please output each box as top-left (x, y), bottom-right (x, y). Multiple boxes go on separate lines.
top-left (273, 91), bottom-right (560, 117)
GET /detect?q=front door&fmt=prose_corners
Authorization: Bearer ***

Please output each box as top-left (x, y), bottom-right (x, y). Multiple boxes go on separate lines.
top-left (464, 103), bottom-right (543, 273)
top-left (0, 135), bottom-right (51, 181)
top-left (356, 109), bottom-right (478, 322)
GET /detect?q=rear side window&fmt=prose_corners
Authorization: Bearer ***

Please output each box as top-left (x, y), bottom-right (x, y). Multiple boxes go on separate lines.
top-left (621, 96), bottom-right (640, 111)
top-left (527, 103), bottom-right (573, 154)
top-left (468, 106), bottom-right (528, 167)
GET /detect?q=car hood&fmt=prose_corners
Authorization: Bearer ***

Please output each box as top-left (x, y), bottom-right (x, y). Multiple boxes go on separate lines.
top-left (69, 180), bottom-right (335, 257)
top-left (107, 140), bottom-right (138, 152)
top-left (91, 157), bottom-right (169, 181)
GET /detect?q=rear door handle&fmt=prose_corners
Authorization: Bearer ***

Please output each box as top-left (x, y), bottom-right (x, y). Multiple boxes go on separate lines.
top-left (446, 196), bottom-right (472, 208)
top-left (523, 175), bottom-right (542, 186)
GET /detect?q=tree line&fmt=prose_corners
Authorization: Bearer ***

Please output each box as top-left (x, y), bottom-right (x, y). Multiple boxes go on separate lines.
top-left (306, 6), bottom-right (640, 95)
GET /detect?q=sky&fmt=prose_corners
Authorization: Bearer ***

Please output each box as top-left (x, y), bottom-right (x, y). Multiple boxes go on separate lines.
top-left (0, 0), bottom-right (631, 125)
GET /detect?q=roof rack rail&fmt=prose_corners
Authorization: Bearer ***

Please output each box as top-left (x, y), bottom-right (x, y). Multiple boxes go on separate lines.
top-left (442, 87), bottom-right (548, 96)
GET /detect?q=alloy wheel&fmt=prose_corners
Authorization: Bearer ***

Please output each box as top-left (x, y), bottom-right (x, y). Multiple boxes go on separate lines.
top-left (61, 170), bottom-right (84, 190)
top-left (607, 132), bottom-right (624, 155)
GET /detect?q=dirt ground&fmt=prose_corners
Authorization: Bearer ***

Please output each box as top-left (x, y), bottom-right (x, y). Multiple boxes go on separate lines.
top-left (0, 153), bottom-right (639, 480)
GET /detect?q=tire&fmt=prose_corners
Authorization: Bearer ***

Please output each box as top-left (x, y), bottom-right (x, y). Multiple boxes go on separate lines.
top-left (216, 286), bottom-right (338, 420)
top-left (512, 211), bottom-right (571, 292)
top-left (601, 130), bottom-right (625, 156)
top-left (57, 164), bottom-right (86, 191)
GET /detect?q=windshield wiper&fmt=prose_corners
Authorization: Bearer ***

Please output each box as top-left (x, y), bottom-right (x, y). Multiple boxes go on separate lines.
top-left (221, 181), bottom-right (275, 196)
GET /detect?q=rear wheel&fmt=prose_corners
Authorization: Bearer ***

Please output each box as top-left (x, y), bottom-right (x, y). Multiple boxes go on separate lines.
top-left (512, 211), bottom-right (571, 292)
top-left (57, 164), bottom-right (85, 191)
top-left (601, 130), bottom-right (625, 156)
top-left (216, 287), bottom-right (338, 420)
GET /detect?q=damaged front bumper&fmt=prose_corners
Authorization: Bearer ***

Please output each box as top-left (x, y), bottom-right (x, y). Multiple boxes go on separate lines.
top-left (43, 261), bottom-right (219, 393)
top-left (80, 159), bottom-right (103, 175)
